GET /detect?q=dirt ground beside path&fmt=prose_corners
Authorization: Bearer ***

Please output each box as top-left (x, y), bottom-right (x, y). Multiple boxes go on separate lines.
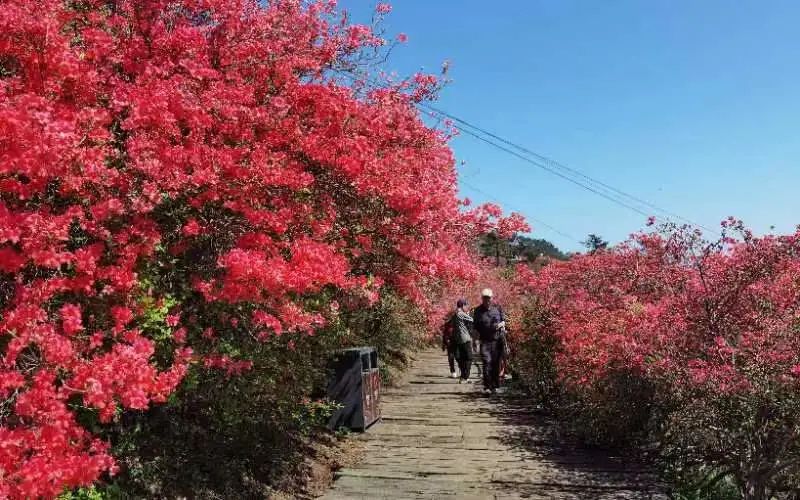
top-left (320, 348), bottom-right (666, 500)
top-left (265, 432), bottom-right (364, 500)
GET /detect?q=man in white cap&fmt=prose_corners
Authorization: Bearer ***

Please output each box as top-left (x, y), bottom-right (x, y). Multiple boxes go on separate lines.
top-left (472, 288), bottom-right (506, 394)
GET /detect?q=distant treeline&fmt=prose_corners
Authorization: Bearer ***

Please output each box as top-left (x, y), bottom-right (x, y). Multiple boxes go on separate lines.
top-left (478, 234), bottom-right (568, 265)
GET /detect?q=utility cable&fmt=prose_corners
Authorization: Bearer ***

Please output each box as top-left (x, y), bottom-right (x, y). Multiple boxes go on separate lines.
top-left (421, 103), bottom-right (718, 234)
top-left (458, 178), bottom-right (580, 243)
top-left (333, 70), bottom-right (719, 235)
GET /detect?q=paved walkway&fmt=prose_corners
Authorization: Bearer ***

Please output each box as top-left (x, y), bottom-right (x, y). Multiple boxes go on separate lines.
top-left (322, 349), bottom-right (665, 499)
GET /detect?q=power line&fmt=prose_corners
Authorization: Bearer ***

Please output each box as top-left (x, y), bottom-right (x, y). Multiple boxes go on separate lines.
top-left (448, 122), bottom-right (654, 218)
top-left (333, 70), bottom-right (718, 235)
top-left (458, 179), bottom-right (580, 243)
top-left (422, 103), bottom-right (719, 234)
top-left (338, 73), bottom-right (648, 234)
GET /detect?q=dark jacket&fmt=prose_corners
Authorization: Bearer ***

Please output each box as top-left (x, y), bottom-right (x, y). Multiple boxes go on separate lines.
top-left (472, 304), bottom-right (505, 342)
top-left (441, 318), bottom-right (454, 350)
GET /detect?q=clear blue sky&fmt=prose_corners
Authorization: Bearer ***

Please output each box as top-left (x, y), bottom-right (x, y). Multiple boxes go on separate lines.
top-left (338, 0), bottom-right (800, 252)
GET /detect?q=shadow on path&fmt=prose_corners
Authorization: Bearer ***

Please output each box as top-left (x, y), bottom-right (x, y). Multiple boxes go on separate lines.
top-left (456, 388), bottom-right (667, 499)
top-left (323, 349), bottom-right (667, 499)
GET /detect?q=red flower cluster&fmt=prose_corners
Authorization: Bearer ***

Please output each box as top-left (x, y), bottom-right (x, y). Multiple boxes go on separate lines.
top-left (514, 221), bottom-right (800, 491)
top-left (0, 1), bottom-right (525, 496)
top-left (520, 222), bottom-right (800, 395)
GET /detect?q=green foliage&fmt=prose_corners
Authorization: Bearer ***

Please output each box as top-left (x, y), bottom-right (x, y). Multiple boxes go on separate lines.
top-left (511, 297), bottom-right (560, 404)
top-left (0, 55), bottom-right (19, 79)
top-left (334, 426), bottom-right (352, 440)
top-left (99, 288), bottom-right (425, 497)
top-left (667, 468), bottom-right (740, 500)
top-left (104, 334), bottom-right (341, 497)
top-left (582, 233), bottom-right (608, 253)
top-left (512, 236), bottom-right (568, 261)
top-left (478, 232), bottom-right (511, 265)
top-left (478, 233), bottom-right (567, 265)
top-left (337, 290), bottom-right (427, 384)
top-left (659, 388), bottom-right (800, 499)
top-left (562, 370), bottom-right (658, 450)
top-left (58, 485), bottom-right (123, 500)
top-left (137, 294), bottom-right (178, 342)
top-left (291, 399), bottom-right (342, 436)
top-left (58, 487), bottom-right (104, 500)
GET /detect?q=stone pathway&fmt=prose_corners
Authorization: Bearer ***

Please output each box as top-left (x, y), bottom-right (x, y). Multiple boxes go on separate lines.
top-left (322, 349), bottom-right (666, 500)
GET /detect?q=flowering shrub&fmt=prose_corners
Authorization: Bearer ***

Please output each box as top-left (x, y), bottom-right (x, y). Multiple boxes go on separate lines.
top-left (0, 1), bottom-right (527, 496)
top-left (431, 256), bottom-right (525, 327)
top-left (515, 221), bottom-right (800, 499)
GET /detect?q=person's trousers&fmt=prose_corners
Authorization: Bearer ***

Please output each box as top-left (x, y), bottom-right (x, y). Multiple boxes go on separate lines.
top-left (454, 341), bottom-right (472, 380)
top-left (481, 340), bottom-right (502, 390)
top-left (447, 345), bottom-right (456, 373)
top-left (472, 340), bottom-right (482, 375)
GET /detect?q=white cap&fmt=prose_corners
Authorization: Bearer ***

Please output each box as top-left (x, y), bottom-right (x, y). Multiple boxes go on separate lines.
top-left (481, 288), bottom-right (493, 298)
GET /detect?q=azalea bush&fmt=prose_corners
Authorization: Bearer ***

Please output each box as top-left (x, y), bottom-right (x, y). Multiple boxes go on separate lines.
top-left (95, 300), bottom-right (388, 499)
top-left (0, 0), bottom-right (527, 496)
top-left (506, 295), bottom-right (560, 405)
top-left (338, 289), bottom-right (428, 384)
top-left (515, 220), bottom-right (800, 499)
top-left (431, 257), bottom-right (524, 326)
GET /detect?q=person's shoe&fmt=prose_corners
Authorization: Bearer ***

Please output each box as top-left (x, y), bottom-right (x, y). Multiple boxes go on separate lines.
top-left (490, 388), bottom-right (498, 395)
top-left (450, 372), bottom-right (458, 378)
top-left (482, 387), bottom-right (492, 394)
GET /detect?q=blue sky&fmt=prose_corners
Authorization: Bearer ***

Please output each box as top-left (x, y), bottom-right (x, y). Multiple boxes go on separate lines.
top-left (338, 0), bottom-right (800, 252)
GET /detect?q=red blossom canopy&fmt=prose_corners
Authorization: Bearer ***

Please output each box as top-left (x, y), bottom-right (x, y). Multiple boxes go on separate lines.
top-left (0, 0), bottom-right (526, 496)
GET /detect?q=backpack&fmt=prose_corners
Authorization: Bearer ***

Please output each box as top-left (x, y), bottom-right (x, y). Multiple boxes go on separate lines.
top-left (441, 317), bottom-right (454, 348)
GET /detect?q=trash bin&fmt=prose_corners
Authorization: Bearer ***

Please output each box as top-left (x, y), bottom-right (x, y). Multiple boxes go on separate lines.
top-left (326, 347), bottom-right (381, 431)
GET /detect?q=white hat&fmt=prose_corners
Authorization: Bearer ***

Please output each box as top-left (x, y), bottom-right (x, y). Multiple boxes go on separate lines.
top-left (481, 288), bottom-right (493, 297)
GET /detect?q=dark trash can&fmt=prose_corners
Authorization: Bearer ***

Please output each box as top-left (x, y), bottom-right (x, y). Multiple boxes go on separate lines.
top-left (326, 347), bottom-right (381, 431)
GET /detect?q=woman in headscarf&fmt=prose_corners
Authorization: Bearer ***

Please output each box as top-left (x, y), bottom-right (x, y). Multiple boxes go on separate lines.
top-left (452, 298), bottom-right (475, 382)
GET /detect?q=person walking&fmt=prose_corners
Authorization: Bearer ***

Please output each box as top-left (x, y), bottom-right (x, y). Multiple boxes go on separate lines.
top-left (451, 299), bottom-right (474, 383)
top-left (472, 288), bottom-right (506, 394)
top-left (441, 314), bottom-right (457, 378)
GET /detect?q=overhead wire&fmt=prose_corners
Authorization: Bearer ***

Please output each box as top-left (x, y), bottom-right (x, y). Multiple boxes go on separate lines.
top-left (447, 122), bottom-right (653, 217)
top-left (335, 72), bottom-right (649, 238)
top-left (458, 179), bottom-right (580, 243)
top-left (421, 103), bottom-right (719, 234)
top-left (329, 73), bottom-right (573, 236)
top-left (333, 70), bottom-right (718, 236)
